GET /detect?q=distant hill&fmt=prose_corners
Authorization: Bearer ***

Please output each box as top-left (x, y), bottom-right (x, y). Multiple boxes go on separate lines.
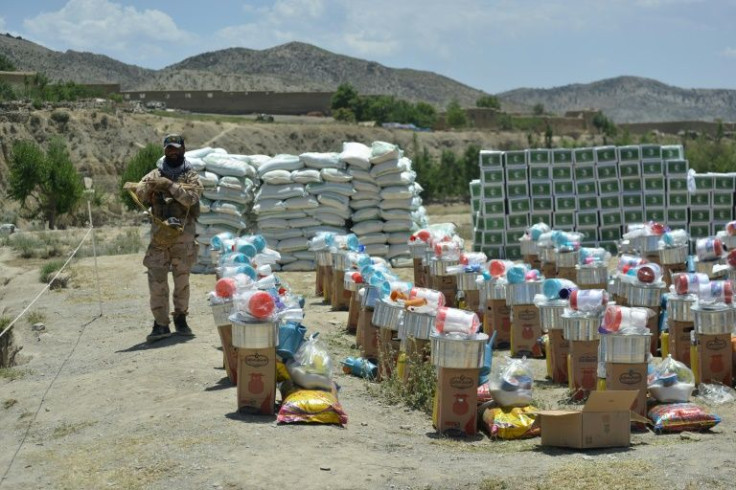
top-left (1, 33), bottom-right (735, 123)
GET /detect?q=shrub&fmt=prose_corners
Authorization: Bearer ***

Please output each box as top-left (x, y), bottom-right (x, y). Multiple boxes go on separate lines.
top-left (50, 111), bottom-right (70, 124)
top-left (40, 260), bottom-right (65, 283)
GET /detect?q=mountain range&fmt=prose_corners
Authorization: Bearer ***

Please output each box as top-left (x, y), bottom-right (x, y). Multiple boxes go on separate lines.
top-left (1, 33), bottom-right (734, 124)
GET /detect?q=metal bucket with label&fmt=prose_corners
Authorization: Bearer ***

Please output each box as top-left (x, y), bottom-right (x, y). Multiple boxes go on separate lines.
top-left (430, 332), bottom-right (489, 369)
top-left (520, 239), bottom-right (539, 256)
top-left (230, 317), bottom-right (277, 349)
top-left (555, 250), bottom-right (579, 268)
top-left (692, 305), bottom-right (736, 334)
top-left (372, 299), bottom-right (404, 331)
top-left (658, 246), bottom-right (688, 265)
top-left (631, 235), bottom-right (661, 254)
top-left (506, 281), bottom-right (543, 306)
top-left (538, 299), bottom-right (568, 331)
top-left (577, 265), bottom-right (608, 285)
top-left (429, 258), bottom-right (458, 277)
top-left (539, 246), bottom-right (556, 263)
top-left (482, 279), bottom-right (507, 301)
top-left (602, 333), bottom-right (651, 363)
top-left (561, 313), bottom-right (601, 341)
top-left (410, 242), bottom-right (429, 258)
top-left (402, 310), bottom-right (436, 340)
top-left (343, 274), bottom-right (360, 292)
top-left (457, 271), bottom-right (481, 290)
top-left (667, 294), bottom-right (696, 322)
top-left (625, 283), bottom-right (665, 307)
top-left (315, 250), bottom-right (332, 267)
top-left (332, 250), bottom-right (347, 271)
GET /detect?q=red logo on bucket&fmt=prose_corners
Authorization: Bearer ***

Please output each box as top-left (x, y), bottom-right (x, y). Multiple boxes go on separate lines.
top-left (245, 353), bottom-right (269, 368)
top-left (706, 338), bottom-right (728, 350)
top-left (449, 374), bottom-right (475, 390)
top-left (619, 370), bottom-right (643, 385)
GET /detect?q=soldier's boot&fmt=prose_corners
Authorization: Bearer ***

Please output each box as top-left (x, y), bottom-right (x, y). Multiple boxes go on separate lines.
top-left (146, 322), bottom-right (172, 343)
top-left (173, 314), bottom-right (194, 337)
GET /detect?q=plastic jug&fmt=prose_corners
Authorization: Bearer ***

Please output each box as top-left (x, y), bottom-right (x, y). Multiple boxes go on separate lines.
top-left (695, 237), bottom-right (724, 261)
top-left (507, 264), bottom-right (531, 284)
top-left (673, 272), bottom-right (710, 296)
top-left (726, 221), bottom-right (736, 236)
top-left (663, 229), bottom-right (689, 248)
top-left (408, 287), bottom-right (445, 308)
top-left (434, 241), bottom-right (463, 261)
top-left (528, 222), bottom-right (551, 241)
top-left (460, 252), bottom-right (487, 267)
top-left (215, 277), bottom-right (237, 298)
top-left (235, 290), bottom-right (275, 319)
top-left (696, 280), bottom-right (733, 305)
top-left (617, 254), bottom-right (647, 273)
top-left (542, 278), bottom-right (578, 300)
top-left (579, 247), bottom-right (609, 266)
top-left (434, 307), bottom-right (480, 335)
top-left (488, 259), bottom-right (515, 278)
top-left (601, 305), bottom-right (650, 333)
top-left (210, 232), bottom-right (235, 251)
top-left (569, 289), bottom-right (608, 312)
top-left (635, 263), bottom-right (663, 284)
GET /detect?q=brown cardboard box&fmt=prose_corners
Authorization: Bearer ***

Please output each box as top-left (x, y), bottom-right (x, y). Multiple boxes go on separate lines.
top-left (331, 269), bottom-right (351, 311)
top-left (358, 308), bottom-right (378, 358)
top-left (568, 340), bottom-right (599, 399)
top-left (236, 347), bottom-right (276, 415)
top-left (556, 266), bottom-right (577, 282)
top-left (662, 263), bottom-right (687, 287)
top-left (484, 298), bottom-right (511, 347)
top-left (461, 289), bottom-right (481, 313)
top-left (548, 329), bottom-right (569, 384)
top-left (431, 274), bottom-right (457, 290)
top-left (541, 262), bottom-right (556, 279)
top-left (322, 265), bottom-right (333, 303)
top-left (510, 304), bottom-right (543, 357)
top-left (315, 265), bottom-right (324, 296)
top-left (524, 254), bottom-right (541, 271)
top-left (377, 327), bottom-right (400, 380)
top-left (535, 390), bottom-right (647, 449)
top-left (413, 258), bottom-right (426, 288)
top-left (433, 367), bottom-right (480, 436)
top-left (645, 253), bottom-right (661, 265)
top-left (604, 362), bottom-right (648, 417)
top-left (346, 290), bottom-right (360, 334)
top-left (694, 332), bottom-right (733, 385)
top-left (217, 324), bottom-right (238, 385)
top-left (667, 319), bottom-right (694, 366)
top-left (438, 286), bottom-right (457, 308)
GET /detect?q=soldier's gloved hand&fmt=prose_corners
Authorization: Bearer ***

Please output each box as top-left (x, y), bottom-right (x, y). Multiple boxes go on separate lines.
top-left (149, 177), bottom-right (173, 192)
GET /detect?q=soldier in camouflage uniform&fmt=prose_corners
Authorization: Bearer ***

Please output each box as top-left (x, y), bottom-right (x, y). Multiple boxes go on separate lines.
top-left (136, 134), bottom-right (203, 342)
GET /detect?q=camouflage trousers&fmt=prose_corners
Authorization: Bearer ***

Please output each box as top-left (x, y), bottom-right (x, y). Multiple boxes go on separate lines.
top-left (143, 238), bottom-right (196, 326)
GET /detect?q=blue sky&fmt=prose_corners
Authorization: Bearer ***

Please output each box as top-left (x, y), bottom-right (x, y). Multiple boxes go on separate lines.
top-left (1, 0), bottom-right (735, 93)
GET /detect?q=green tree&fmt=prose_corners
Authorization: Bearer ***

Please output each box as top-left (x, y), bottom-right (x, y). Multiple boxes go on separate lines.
top-left (119, 143), bottom-right (162, 210)
top-left (544, 124), bottom-right (554, 148)
top-left (445, 99), bottom-right (467, 128)
top-left (332, 107), bottom-right (356, 123)
top-left (331, 83), bottom-right (360, 112)
top-left (0, 80), bottom-right (16, 100)
top-left (8, 138), bottom-right (84, 229)
top-left (592, 112), bottom-right (618, 137)
top-left (0, 54), bottom-right (16, 71)
top-left (476, 95), bottom-right (500, 109)
top-left (412, 102), bottom-right (437, 129)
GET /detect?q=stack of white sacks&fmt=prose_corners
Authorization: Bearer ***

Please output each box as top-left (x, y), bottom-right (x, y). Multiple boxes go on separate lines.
top-left (187, 141), bottom-right (429, 273)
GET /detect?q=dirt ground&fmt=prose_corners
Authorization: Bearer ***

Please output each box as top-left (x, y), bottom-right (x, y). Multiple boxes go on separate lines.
top-left (1, 223), bottom-right (736, 490)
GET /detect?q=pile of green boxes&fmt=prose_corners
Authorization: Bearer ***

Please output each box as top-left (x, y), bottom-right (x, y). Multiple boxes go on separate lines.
top-left (469, 144), bottom-right (731, 259)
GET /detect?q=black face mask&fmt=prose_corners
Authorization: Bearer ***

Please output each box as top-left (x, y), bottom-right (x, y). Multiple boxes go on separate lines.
top-left (164, 154), bottom-right (185, 167)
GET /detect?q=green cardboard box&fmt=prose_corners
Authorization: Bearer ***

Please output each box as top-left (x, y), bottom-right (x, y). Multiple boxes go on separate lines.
top-left (596, 164), bottom-right (619, 180)
top-left (641, 144), bottom-right (662, 160)
top-left (621, 178), bottom-right (643, 193)
top-left (530, 212), bottom-right (553, 227)
top-left (641, 160), bottom-right (664, 176)
top-left (555, 196), bottom-right (577, 212)
top-left (483, 231), bottom-right (506, 246)
top-left (693, 175), bottom-right (714, 191)
top-left (576, 180), bottom-right (597, 196)
top-left (530, 182), bottom-right (552, 195)
top-left (574, 165), bottom-right (596, 181)
top-left (599, 226), bottom-right (622, 242)
top-left (599, 241), bottom-right (619, 254)
top-left (621, 193), bottom-right (643, 208)
top-left (644, 208), bottom-right (666, 222)
top-left (667, 208), bottom-right (688, 223)
top-left (574, 148), bottom-right (595, 165)
top-left (688, 224), bottom-right (710, 239)
top-left (713, 208), bottom-right (734, 222)
top-left (600, 210), bottom-right (623, 227)
top-left (482, 168), bottom-right (505, 185)
top-left (577, 196), bottom-right (598, 210)
top-left (483, 199), bottom-right (506, 216)
top-left (552, 149), bottom-right (573, 165)
top-left (505, 150), bottom-right (527, 166)
top-left (598, 179), bottom-right (620, 195)
top-left (618, 146), bottom-right (641, 162)
top-left (479, 150), bottom-right (503, 167)
top-left (532, 197), bottom-right (553, 212)
top-left (553, 212), bottom-right (575, 228)
top-left (483, 184), bottom-right (505, 200)
top-left (505, 245), bottom-right (522, 260)
top-left (644, 194), bottom-right (665, 207)
top-left (713, 193), bottom-right (734, 207)
top-left (665, 159), bottom-right (688, 175)
top-left (506, 166), bottom-right (528, 183)
top-left (690, 193), bottom-right (711, 207)
top-left (619, 162), bottom-right (641, 178)
top-left (509, 198), bottom-right (531, 214)
top-left (661, 145), bottom-right (684, 160)
top-left (643, 177), bottom-right (665, 192)
top-left (595, 146), bottom-right (618, 163)
top-left (577, 212), bottom-right (599, 227)
top-left (667, 193), bottom-right (689, 207)
top-left (553, 180), bottom-right (575, 195)
top-left (506, 213), bottom-right (530, 229)
top-left (506, 229), bottom-right (526, 243)
top-left (529, 149), bottom-right (551, 165)
top-left (576, 227), bottom-right (598, 243)
top-left (714, 175), bottom-right (735, 191)
top-left (505, 183), bottom-right (529, 199)
top-left (529, 166), bottom-right (551, 182)
top-left (599, 195), bottom-right (622, 210)
top-left (482, 216), bottom-right (506, 230)
top-left (470, 179), bottom-right (482, 199)
top-left (667, 178), bottom-right (688, 192)
top-left (689, 208), bottom-right (711, 222)
top-left (552, 166), bottom-right (573, 180)
top-left (482, 246), bottom-right (504, 260)
top-left (622, 209), bottom-right (644, 224)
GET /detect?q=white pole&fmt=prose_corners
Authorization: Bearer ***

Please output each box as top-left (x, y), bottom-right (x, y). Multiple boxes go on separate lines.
top-left (86, 189), bottom-right (103, 317)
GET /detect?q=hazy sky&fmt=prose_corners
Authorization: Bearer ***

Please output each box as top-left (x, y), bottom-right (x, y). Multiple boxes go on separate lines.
top-left (2, 0), bottom-right (735, 93)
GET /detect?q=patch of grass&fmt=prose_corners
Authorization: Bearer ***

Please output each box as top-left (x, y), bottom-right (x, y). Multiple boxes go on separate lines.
top-left (102, 228), bottom-right (142, 255)
top-left (26, 311), bottom-right (46, 325)
top-left (4, 399), bottom-right (18, 409)
top-left (372, 340), bottom-right (437, 414)
top-left (0, 367), bottom-right (27, 381)
top-left (40, 259), bottom-right (65, 283)
top-left (52, 420), bottom-right (96, 439)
